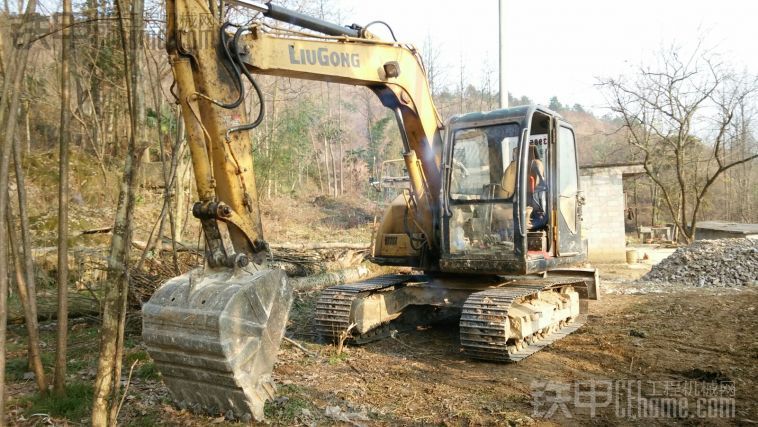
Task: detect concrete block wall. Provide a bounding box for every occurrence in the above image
[580,168,627,262]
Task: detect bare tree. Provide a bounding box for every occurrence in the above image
[54,0,73,395]
[12,131,40,371]
[0,0,39,421]
[92,0,148,423]
[599,44,758,242]
[6,207,46,394]
[421,33,445,97]
[458,51,465,114]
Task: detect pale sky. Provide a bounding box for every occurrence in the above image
[336,0,758,112]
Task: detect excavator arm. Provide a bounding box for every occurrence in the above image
[144,0,444,421]
[167,0,443,264]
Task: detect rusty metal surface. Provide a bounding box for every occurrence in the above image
[547,267,600,300]
[460,279,585,362]
[313,274,415,341]
[142,268,293,421]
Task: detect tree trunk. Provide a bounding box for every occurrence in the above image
[111,0,147,420]
[174,136,189,244]
[651,185,657,226]
[91,0,146,423]
[13,135,39,372]
[310,133,323,193]
[338,139,343,195]
[91,147,142,426]
[323,134,331,195]
[54,0,73,395]
[337,85,343,195]
[23,101,31,153]
[0,0,39,421]
[6,208,46,394]
[168,110,186,272]
[329,139,337,196]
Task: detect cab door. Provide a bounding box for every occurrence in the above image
[554,121,582,255]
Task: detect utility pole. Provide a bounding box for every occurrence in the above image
[498,0,508,109]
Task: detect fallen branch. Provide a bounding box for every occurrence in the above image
[114,360,139,422]
[77,227,113,236]
[282,336,316,357]
[273,242,368,250]
[8,292,100,324]
[289,266,374,290]
[130,239,369,252]
[336,323,356,356]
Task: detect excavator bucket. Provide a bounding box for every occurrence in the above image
[142,268,293,421]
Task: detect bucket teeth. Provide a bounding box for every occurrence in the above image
[142,268,293,422]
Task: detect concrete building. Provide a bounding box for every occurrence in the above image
[579,163,644,262]
[695,221,758,240]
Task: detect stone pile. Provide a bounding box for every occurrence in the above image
[642,238,757,287]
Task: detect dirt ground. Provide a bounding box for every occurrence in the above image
[135,263,757,426]
[267,269,756,426]
[5,261,757,426]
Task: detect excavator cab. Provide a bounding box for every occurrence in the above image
[319,105,597,363]
[440,105,587,275]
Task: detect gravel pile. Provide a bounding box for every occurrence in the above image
[641,238,758,287]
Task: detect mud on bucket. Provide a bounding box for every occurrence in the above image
[142,268,293,421]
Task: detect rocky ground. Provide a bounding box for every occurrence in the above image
[642,239,757,287]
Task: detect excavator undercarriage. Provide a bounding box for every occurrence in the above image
[315,272,597,362]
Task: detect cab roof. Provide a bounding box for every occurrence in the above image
[446,104,562,129]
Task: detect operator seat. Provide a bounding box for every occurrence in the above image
[489,149,518,240]
[528,146,548,230]
[496,148,518,199]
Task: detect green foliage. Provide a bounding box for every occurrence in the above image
[328,351,349,365]
[508,93,533,107]
[125,350,151,365]
[5,357,30,382]
[125,413,161,427]
[136,362,161,380]
[26,382,94,421]
[146,106,178,133]
[124,349,160,380]
[264,385,315,423]
[255,99,320,193]
[366,114,394,173]
[67,357,89,372]
[548,96,564,111]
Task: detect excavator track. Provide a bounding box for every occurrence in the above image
[460,279,585,362]
[314,274,415,341]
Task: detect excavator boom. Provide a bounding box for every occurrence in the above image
[143,0,447,421]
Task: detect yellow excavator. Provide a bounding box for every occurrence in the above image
[142,0,599,421]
